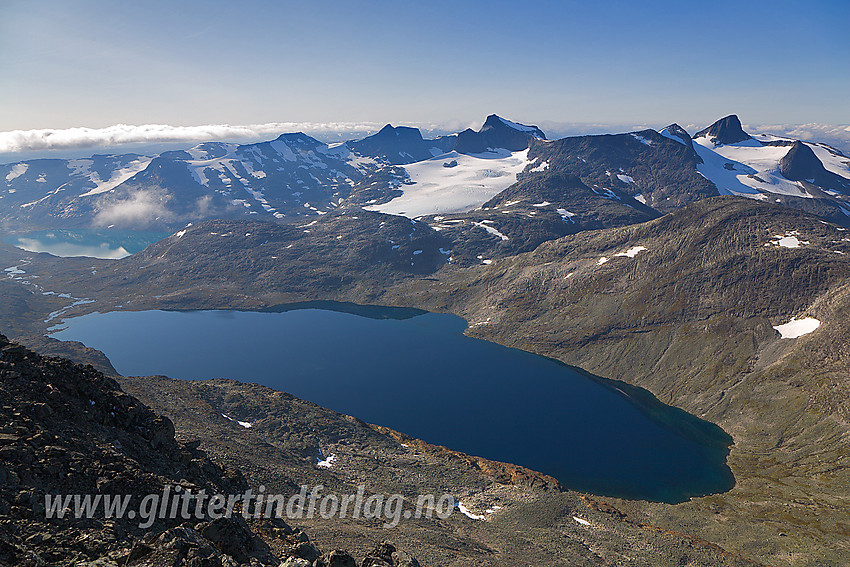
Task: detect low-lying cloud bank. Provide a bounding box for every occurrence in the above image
[1,121,848,159]
[0,122,388,154]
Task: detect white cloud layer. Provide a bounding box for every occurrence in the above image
[0,122,389,154]
[2,120,848,159]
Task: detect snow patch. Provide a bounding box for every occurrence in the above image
[316,454,336,468]
[496,116,544,137]
[659,127,687,145]
[529,160,549,173]
[615,246,647,258]
[473,221,509,241]
[5,163,28,182]
[556,208,576,223]
[456,502,486,521]
[768,232,808,248]
[221,414,252,428]
[807,143,850,179]
[773,317,820,339]
[630,133,653,146]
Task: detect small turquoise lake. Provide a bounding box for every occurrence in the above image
[5,229,169,259]
[50,304,734,503]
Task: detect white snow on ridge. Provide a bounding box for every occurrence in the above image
[496,116,544,137]
[773,317,820,339]
[659,127,687,145]
[5,163,28,182]
[457,502,486,521]
[473,221,509,241]
[79,158,153,197]
[615,246,647,258]
[630,133,653,146]
[556,208,576,223]
[365,149,530,218]
[529,160,549,173]
[807,143,850,179]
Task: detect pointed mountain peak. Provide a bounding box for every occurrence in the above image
[693,115,752,145]
[779,141,826,181]
[481,114,546,139]
[659,124,692,145]
[659,124,697,156]
[454,115,546,154]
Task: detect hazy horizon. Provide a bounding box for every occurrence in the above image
[1,117,849,164]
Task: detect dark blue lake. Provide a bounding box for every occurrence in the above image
[50,304,734,503]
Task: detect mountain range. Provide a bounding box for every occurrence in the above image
[3,114,849,234]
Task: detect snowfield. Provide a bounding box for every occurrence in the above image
[693,137,807,199]
[79,158,153,197]
[692,135,850,200]
[365,149,530,218]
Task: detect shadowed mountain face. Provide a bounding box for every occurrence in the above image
[524,128,717,213]
[693,114,752,145]
[659,123,696,151]
[454,114,546,154]
[779,140,850,193]
[347,124,456,165]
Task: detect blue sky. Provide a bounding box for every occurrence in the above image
[1,0,848,132]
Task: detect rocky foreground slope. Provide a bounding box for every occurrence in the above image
[0,334,421,566]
